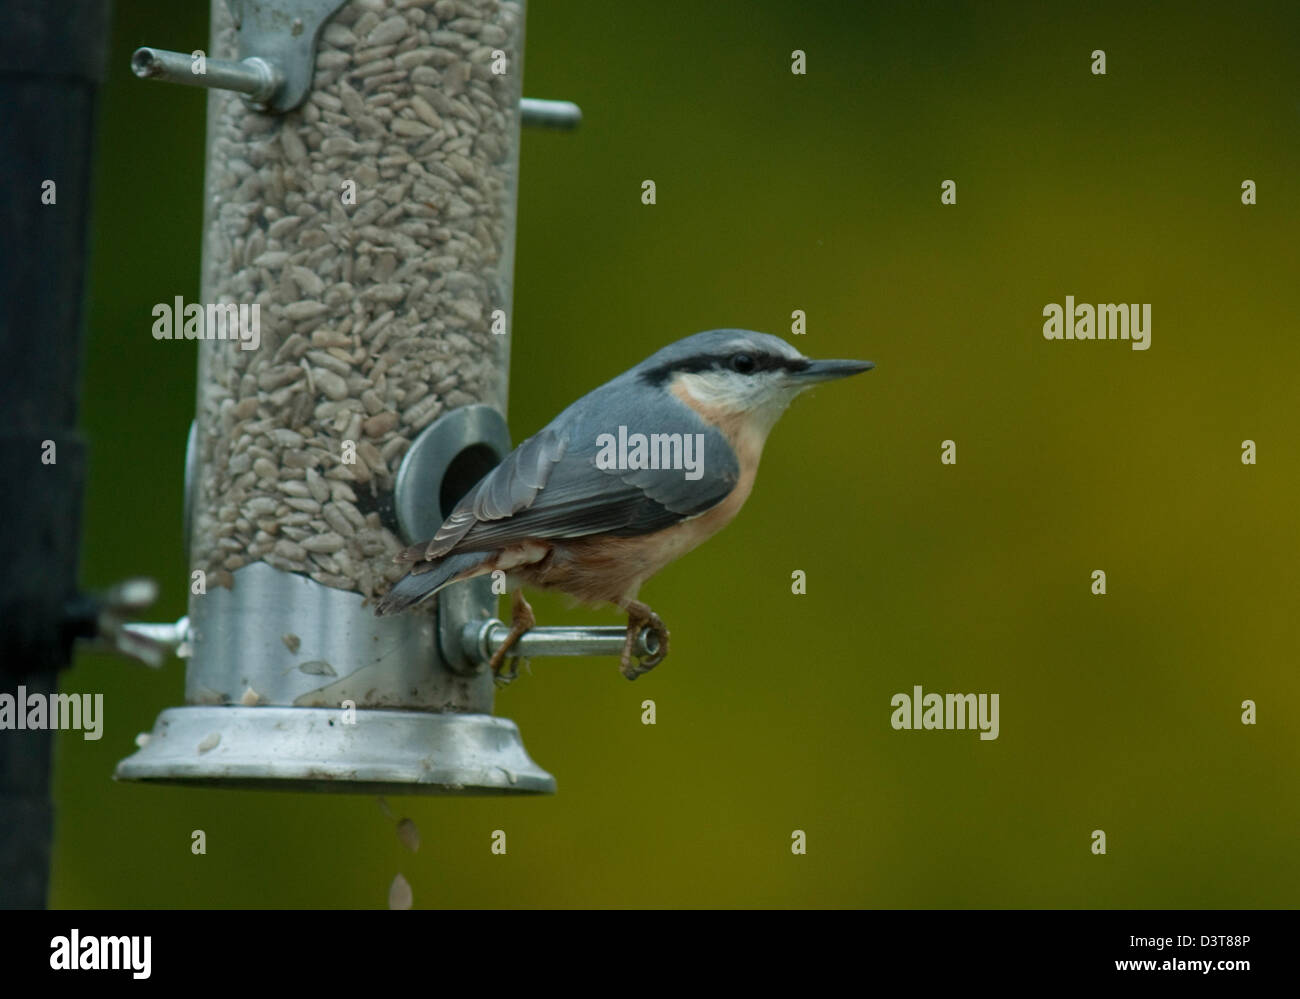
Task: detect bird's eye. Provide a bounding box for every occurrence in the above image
[731,353,756,374]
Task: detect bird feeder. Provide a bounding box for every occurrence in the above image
[116,0,588,794]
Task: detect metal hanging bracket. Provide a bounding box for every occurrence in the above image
[132,3,583,125]
[66,578,191,669]
[132,0,348,113]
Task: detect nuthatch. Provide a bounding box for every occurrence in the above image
[373,329,872,680]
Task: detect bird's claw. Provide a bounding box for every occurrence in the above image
[619,612,669,680]
[493,655,531,687]
[488,590,536,686]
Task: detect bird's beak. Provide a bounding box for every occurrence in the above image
[794,358,875,384]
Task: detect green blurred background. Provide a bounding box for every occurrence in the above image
[52,0,1298,907]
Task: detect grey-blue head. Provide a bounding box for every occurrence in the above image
[629,329,873,437]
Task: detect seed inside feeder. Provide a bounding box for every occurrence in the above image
[191,0,522,603]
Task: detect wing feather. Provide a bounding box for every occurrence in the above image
[414,426,568,560]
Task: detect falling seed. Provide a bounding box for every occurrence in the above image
[388,873,413,910]
[135,732,151,748]
[282,633,301,653]
[197,733,221,754]
[396,817,420,853]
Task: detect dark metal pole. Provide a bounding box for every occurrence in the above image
[0,0,110,908]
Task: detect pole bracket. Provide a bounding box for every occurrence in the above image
[131,0,347,113]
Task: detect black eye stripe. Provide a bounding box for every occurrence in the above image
[640,352,808,386]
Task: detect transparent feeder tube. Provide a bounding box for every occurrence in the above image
[192,0,523,611]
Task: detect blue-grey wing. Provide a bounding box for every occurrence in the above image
[414,379,739,558]
[412,424,569,559]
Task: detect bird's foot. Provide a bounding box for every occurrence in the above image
[619,600,670,680]
[493,653,532,687]
[489,590,536,686]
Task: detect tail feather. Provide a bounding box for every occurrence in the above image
[373,550,491,615]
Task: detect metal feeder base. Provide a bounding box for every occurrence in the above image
[114,706,555,795]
